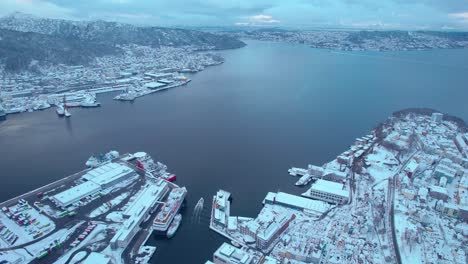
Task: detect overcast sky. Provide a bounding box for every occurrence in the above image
[1,0,468,30]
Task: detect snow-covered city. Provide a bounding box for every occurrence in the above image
[0,43,225,120]
[207,110,468,264]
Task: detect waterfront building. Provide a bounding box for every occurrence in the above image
[263,192,329,217]
[303,179,349,204]
[256,213,294,251]
[431,112,443,124]
[82,162,137,189]
[145,82,167,89]
[110,180,169,249]
[213,190,230,227]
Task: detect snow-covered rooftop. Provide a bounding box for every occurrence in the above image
[310,179,349,197]
[81,252,110,264]
[52,181,101,207]
[264,192,330,214]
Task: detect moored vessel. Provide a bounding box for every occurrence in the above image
[166,214,182,238]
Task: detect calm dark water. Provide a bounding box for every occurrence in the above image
[0,41,467,263]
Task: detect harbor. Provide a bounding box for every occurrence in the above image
[0,151,187,263]
[0,69,191,120]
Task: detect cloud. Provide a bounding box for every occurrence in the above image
[249,14,280,23]
[450,12,468,22]
[0,0,75,19]
[235,14,280,26]
[2,0,468,29]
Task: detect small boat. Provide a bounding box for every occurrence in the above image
[64,108,71,117]
[80,100,101,108]
[167,214,182,238]
[56,105,65,116]
[195,197,204,210]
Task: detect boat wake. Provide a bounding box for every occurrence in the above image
[192,197,204,224]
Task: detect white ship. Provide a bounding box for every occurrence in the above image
[114,92,136,101]
[80,94,101,107]
[153,187,187,232]
[166,214,182,238]
[85,150,120,167]
[64,108,71,117]
[295,174,313,186]
[56,104,65,116]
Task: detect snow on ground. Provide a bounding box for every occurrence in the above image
[88,192,129,218]
[54,223,108,264]
[0,203,55,246]
[394,213,423,264]
[365,145,399,182]
[68,251,88,264]
[25,221,84,257]
[106,211,124,223]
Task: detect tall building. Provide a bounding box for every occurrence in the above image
[432,112,443,124]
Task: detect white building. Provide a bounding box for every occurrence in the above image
[431,112,443,124]
[110,180,169,249]
[303,179,349,204]
[263,192,330,217]
[145,82,166,89]
[51,181,101,208]
[82,162,136,189]
[213,243,260,264]
[213,190,230,227]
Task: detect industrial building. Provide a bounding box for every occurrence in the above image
[145,82,167,89]
[263,192,330,217]
[82,162,136,189]
[51,181,101,208]
[303,179,349,204]
[52,162,136,208]
[110,180,169,249]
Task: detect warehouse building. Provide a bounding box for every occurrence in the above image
[110,180,169,249]
[82,162,136,189]
[51,181,101,208]
[263,192,330,217]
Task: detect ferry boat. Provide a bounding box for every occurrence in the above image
[167,214,182,238]
[295,174,313,186]
[114,92,136,101]
[80,99,101,108]
[85,150,120,167]
[134,152,177,182]
[153,187,187,232]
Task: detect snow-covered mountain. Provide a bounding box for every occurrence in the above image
[0,12,245,71]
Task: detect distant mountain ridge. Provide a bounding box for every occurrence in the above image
[0,12,246,72]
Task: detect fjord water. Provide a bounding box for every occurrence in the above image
[0,40,467,263]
